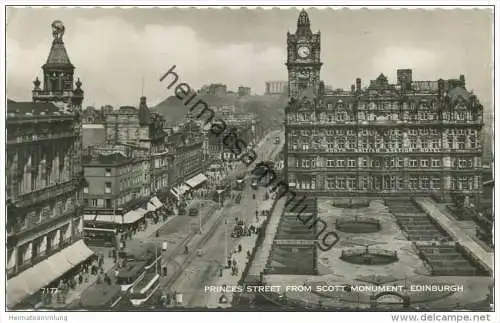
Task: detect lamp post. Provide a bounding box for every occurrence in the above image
[224,219,228,264]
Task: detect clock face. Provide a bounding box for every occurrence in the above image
[297,46,310,58]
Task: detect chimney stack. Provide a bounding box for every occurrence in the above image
[140,96,147,106]
[351,84,355,93]
[356,78,361,92]
[459,75,465,87]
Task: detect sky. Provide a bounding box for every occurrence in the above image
[6,7,494,109]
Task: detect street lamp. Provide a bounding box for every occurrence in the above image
[224,219,228,265]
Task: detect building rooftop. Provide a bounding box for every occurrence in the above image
[82,151,145,166]
[7,100,76,118]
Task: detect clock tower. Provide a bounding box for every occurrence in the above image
[286,10,322,99]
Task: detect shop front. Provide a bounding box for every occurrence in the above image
[7,239,95,309]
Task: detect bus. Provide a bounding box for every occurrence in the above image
[116,260,148,292]
[129,273,161,306]
[83,227,117,247]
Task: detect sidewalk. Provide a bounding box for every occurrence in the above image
[53,256,116,307]
[205,213,268,308]
[55,214,180,308]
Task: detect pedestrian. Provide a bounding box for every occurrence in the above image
[78,274,83,285]
[238,244,242,253]
[227,259,232,268]
[163,266,168,276]
[104,274,111,285]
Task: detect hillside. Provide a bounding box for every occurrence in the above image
[153,93,287,130]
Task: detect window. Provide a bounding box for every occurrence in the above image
[470,136,476,148]
[105,168,112,177]
[83,185,89,194]
[420,160,429,168]
[431,159,441,168]
[431,178,441,189]
[421,177,430,189]
[83,199,89,206]
[431,139,439,149]
[105,182,112,194]
[326,177,335,189]
[326,160,335,168]
[362,158,368,167]
[409,159,418,168]
[348,139,356,149]
[410,140,417,149]
[347,177,357,189]
[458,139,465,150]
[360,177,368,190]
[91,199,98,207]
[348,159,357,168]
[336,160,346,168]
[105,199,112,208]
[337,177,346,189]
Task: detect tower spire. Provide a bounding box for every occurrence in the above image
[141,76,145,97]
[296,9,312,36]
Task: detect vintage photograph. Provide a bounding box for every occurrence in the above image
[4,6,495,314]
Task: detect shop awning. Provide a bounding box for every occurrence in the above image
[178,184,191,195]
[123,209,147,224]
[147,196,164,211]
[185,174,208,189]
[84,214,122,224]
[64,240,95,266]
[7,240,95,308]
[147,202,158,212]
[170,187,180,199]
[151,196,164,208]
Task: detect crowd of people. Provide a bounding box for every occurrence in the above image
[40,253,107,306]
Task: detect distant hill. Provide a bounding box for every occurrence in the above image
[153,93,287,130]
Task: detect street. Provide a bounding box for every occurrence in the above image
[139,130,283,307]
[160,130,284,307]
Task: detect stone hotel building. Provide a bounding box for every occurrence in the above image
[284,10,484,203]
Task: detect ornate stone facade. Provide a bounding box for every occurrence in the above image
[284,10,484,203]
[6,21,85,297]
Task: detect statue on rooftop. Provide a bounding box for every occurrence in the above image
[51,20,65,41]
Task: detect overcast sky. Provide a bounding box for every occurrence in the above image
[6,7,493,108]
